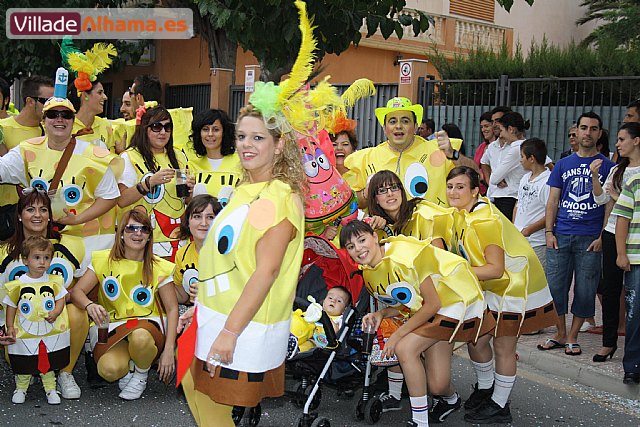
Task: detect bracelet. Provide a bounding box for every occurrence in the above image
[84,302,95,310]
[222,328,240,338]
[136,183,147,195]
[144,175,152,190]
[545,230,554,234]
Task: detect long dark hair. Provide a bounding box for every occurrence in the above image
[367,170,420,235]
[111,209,156,285]
[612,122,640,191]
[128,106,181,172]
[339,220,376,248]
[497,111,530,134]
[4,190,60,260]
[178,194,222,240]
[190,109,235,157]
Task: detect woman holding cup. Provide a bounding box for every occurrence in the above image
[117,106,191,261]
[71,209,178,401]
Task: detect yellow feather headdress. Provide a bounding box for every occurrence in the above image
[64,42,117,95]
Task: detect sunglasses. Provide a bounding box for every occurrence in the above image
[44,110,75,120]
[376,183,401,195]
[148,122,173,133]
[568,133,577,138]
[124,224,151,234]
[21,186,47,196]
[26,96,49,105]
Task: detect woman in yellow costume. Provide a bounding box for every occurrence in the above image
[117,106,189,261]
[187,109,242,206]
[0,190,88,400]
[71,209,178,400]
[173,194,222,305]
[339,220,485,427]
[446,166,557,424]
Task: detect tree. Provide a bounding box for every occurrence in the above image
[577,0,640,50]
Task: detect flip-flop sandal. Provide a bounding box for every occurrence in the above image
[537,338,564,351]
[565,343,582,356]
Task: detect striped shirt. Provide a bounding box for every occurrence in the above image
[612,174,640,264]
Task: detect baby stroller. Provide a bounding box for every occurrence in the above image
[285,235,383,427]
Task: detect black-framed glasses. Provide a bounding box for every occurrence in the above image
[124,224,151,234]
[376,183,401,195]
[44,110,75,120]
[568,132,577,138]
[148,122,173,133]
[26,96,49,105]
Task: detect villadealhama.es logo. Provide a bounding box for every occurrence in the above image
[6,8,194,39]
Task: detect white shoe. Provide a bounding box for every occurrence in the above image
[57,372,81,399]
[46,390,61,405]
[118,371,134,391]
[12,389,26,404]
[580,322,595,332]
[119,368,148,401]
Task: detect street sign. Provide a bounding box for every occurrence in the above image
[245,68,255,92]
[400,62,412,84]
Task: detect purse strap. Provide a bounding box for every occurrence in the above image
[49,128,92,192]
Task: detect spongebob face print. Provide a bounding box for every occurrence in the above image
[363,266,423,313]
[18,285,56,336]
[3,242,81,290]
[404,162,429,198]
[179,263,198,295]
[99,272,155,321]
[192,172,240,207]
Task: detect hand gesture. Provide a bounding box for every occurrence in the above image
[436,131,454,158]
[589,159,603,176]
[150,168,176,187]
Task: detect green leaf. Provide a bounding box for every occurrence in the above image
[366,15,380,37]
[398,13,412,26]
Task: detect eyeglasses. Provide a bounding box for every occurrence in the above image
[376,183,401,195]
[148,122,173,133]
[568,133,577,138]
[124,224,151,234]
[26,96,49,105]
[44,110,75,120]
[21,186,47,196]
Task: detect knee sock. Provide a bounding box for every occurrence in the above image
[387,370,404,400]
[15,374,31,391]
[410,395,429,426]
[40,371,56,392]
[442,391,460,404]
[492,373,516,408]
[471,360,494,389]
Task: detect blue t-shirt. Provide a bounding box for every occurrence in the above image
[547,153,615,235]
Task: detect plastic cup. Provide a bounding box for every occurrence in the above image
[362,324,376,355]
[97,317,109,344]
[175,169,189,198]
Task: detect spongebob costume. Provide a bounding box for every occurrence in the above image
[173,240,199,300]
[122,148,188,260]
[188,152,242,207]
[3,274,69,376]
[361,235,486,343]
[375,200,454,247]
[88,249,174,367]
[451,198,558,337]
[186,179,304,407]
[73,116,114,151]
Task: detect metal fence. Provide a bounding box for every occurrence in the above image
[165,83,211,116]
[229,83,399,149]
[420,75,640,160]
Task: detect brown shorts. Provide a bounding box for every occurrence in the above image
[491,301,558,337]
[191,359,285,408]
[93,319,165,362]
[411,310,494,344]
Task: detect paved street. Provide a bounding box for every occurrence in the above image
[1,352,639,427]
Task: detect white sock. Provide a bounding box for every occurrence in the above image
[442,391,459,405]
[471,360,494,389]
[410,395,429,426]
[387,370,404,400]
[491,373,516,408]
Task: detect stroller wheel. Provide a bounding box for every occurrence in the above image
[364,396,383,424]
[232,406,245,425]
[296,413,316,427]
[354,398,365,420]
[311,417,331,427]
[240,404,261,427]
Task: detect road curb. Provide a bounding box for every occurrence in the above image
[517,343,640,400]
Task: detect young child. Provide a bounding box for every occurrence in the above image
[3,236,69,405]
[513,137,551,268]
[314,286,351,342]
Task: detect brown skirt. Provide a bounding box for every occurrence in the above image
[191,359,285,407]
[491,301,558,337]
[411,310,495,344]
[93,319,165,362]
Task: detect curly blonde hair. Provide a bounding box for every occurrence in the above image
[237,105,307,195]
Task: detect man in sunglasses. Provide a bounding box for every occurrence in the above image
[0,97,123,254]
[561,124,579,159]
[0,76,54,240]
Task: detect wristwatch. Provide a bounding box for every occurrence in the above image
[447,149,459,161]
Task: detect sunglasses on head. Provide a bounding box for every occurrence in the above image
[124,224,151,234]
[44,110,75,120]
[21,186,47,196]
[376,183,401,195]
[148,122,173,133]
[568,132,577,138]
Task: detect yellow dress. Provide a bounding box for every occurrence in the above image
[3,274,70,374]
[73,116,114,152]
[344,136,458,206]
[376,200,454,247]
[361,235,485,343]
[174,241,199,297]
[450,198,558,336]
[123,148,188,259]
[187,153,242,206]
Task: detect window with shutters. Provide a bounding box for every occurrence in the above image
[449,0,495,22]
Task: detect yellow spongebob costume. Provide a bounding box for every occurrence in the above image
[73,116,114,151]
[18,136,123,243]
[88,249,175,361]
[173,241,199,299]
[188,152,242,206]
[375,201,454,247]
[451,198,558,337]
[123,148,188,259]
[3,274,70,374]
[361,235,485,343]
[191,179,304,406]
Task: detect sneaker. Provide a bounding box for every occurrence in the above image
[119,370,148,401]
[464,383,494,412]
[46,390,61,405]
[118,371,134,391]
[379,392,402,412]
[12,389,26,404]
[406,421,418,427]
[429,393,462,423]
[57,372,81,399]
[580,321,595,333]
[464,399,512,424]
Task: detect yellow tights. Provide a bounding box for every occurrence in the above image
[182,369,234,427]
[62,303,89,374]
[97,329,157,382]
